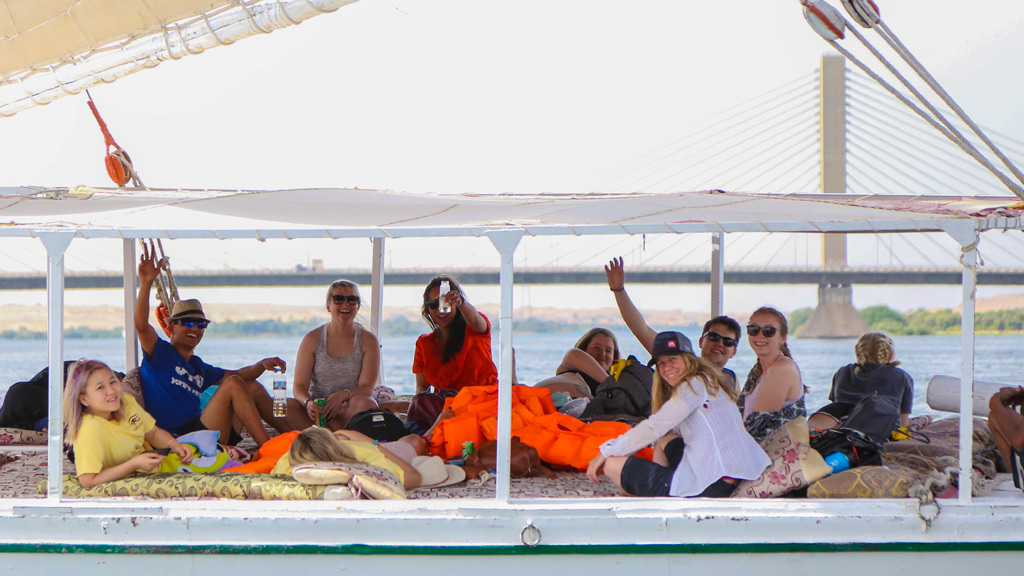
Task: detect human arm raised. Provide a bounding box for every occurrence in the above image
[134,243,162,356]
[446,289,488,334]
[605,257,656,354]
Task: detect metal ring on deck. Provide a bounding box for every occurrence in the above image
[520,522,542,547]
[917,498,941,533]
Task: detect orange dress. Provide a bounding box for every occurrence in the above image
[413,313,498,392]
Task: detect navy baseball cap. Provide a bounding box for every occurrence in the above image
[652,331,694,359]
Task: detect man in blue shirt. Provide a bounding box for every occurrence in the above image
[134,245,289,447]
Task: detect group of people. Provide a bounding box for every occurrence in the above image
[62,251,980,498]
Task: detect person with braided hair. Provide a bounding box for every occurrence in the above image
[808,332,914,431]
[736,307,806,443]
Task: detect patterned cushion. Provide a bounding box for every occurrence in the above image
[0,428,46,445]
[292,461,406,500]
[43,472,325,500]
[807,465,923,498]
[292,462,355,485]
[732,416,831,498]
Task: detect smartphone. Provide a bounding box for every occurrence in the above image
[144,448,171,456]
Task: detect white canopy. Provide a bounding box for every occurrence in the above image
[0,186,1020,238]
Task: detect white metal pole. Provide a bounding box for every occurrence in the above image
[711,232,725,317]
[486,230,524,503]
[39,232,74,502]
[942,221,978,505]
[371,238,385,386]
[123,239,138,370]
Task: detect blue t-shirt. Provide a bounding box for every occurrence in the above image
[140,339,226,434]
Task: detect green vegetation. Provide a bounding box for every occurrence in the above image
[8,307,1024,340]
[788,307,813,333]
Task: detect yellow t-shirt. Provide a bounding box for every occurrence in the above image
[73,395,156,476]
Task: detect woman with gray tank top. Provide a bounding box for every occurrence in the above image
[287,280,381,430]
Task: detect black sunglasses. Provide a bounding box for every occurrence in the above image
[176,319,209,329]
[425,299,440,310]
[331,295,361,305]
[746,325,778,338]
[702,331,737,347]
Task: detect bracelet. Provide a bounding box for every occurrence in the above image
[304,399,312,408]
[610,287,624,292]
[372,440,380,445]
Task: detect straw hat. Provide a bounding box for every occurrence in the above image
[411,455,466,489]
[165,299,212,323]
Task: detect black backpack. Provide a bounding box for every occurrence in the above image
[580,355,654,422]
[840,394,901,445]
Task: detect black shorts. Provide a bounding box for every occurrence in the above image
[172,417,243,447]
[620,437,685,497]
[620,437,736,498]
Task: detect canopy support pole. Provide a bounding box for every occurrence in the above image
[123,239,138,370]
[711,232,725,317]
[39,232,74,502]
[942,221,979,505]
[487,230,524,503]
[371,238,385,385]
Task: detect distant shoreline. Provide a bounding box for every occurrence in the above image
[3,301,1024,339]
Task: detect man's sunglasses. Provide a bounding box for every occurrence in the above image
[175,319,209,329]
[331,295,361,305]
[746,325,778,338]
[702,331,737,348]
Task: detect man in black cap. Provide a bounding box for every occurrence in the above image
[134,245,288,447]
[605,257,741,389]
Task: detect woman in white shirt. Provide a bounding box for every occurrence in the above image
[587,331,770,497]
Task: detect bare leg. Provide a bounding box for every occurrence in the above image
[652,433,679,467]
[202,375,270,447]
[326,395,378,431]
[602,455,629,493]
[243,379,293,434]
[807,412,839,431]
[286,397,314,430]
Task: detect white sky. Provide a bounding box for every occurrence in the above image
[2,0,1024,313]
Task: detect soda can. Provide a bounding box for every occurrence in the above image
[461,441,474,461]
[315,398,328,427]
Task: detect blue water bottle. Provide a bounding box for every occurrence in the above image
[824,451,850,474]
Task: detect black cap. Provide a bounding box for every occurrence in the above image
[652,331,694,359]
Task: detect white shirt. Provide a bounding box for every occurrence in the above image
[600,376,771,497]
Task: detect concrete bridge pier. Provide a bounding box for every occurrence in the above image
[797,283,868,338]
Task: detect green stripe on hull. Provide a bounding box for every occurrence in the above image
[2,542,1024,555]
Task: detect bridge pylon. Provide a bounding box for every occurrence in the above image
[798,54,868,339]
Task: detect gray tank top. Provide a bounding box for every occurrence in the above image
[308,323,364,399]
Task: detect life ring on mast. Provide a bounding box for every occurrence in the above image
[801,0,846,41]
[841,0,880,28]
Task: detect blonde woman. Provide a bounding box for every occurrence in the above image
[587,332,769,498]
[808,332,914,430]
[289,280,380,430]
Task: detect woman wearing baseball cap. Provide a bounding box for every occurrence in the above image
[587,331,769,498]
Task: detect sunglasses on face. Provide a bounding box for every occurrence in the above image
[176,320,209,329]
[702,331,737,348]
[746,325,778,338]
[331,295,360,305]
[425,299,441,310]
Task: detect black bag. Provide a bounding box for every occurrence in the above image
[346,408,406,442]
[810,428,885,468]
[579,355,653,422]
[842,394,901,445]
